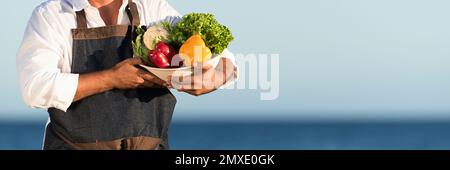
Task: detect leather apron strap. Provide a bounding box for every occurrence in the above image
[75,0,140,29]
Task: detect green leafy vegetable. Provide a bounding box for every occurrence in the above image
[163,13,234,54]
[132,26,151,65]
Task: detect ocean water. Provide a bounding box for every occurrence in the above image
[2,121,450,150]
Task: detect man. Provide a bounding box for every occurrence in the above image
[16,0,237,150]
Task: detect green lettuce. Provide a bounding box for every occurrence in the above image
[163,13,234,54]
[131,26,151,65]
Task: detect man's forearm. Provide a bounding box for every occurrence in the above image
[73,69,115,102]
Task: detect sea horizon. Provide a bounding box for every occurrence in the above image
[2,113,450,150]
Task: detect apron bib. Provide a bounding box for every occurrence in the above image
[44,0,176,150]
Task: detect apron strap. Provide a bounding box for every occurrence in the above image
[126,0,141,26]
[75,0,141,29]
[76,10,88,29]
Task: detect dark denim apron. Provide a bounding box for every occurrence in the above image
[44,0,176,150]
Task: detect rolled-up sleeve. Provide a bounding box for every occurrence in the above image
[16,7,78,112]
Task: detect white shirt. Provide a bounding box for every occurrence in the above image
[16,0,236,112]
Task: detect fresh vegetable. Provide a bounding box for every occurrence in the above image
[132,26,151,65]
[147,41,178,68]
[155,42,176,62]
[179,35,212,66]
[133,25,174,67]
[133,13,234,68]
[143,25,169,50]
[163,13,234,54]
[149,50,170,68]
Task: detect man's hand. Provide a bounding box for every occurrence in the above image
[73,58,167,102]
[168,58,237,96]
[108,58,166,89]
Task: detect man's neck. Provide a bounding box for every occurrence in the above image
[88,0,124,26]
[88,0,120,8]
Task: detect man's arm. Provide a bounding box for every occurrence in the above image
[73,70,115,102]
[168,57,238,96]
[17,4,169,112]
[73,58,165,102]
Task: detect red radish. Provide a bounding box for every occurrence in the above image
[148,50,170,68]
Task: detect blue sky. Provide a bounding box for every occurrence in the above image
[1,0,450,121]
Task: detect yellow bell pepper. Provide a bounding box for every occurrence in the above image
[179,35,212,66]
